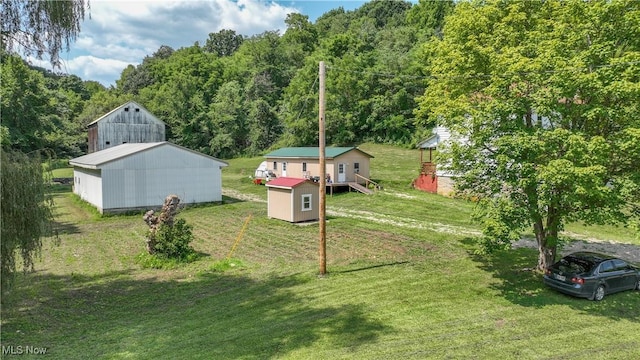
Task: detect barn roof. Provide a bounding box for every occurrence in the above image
[69,142,228,169]
[264,147,373,159]
[266,177,317,189]
[88,101,166,126]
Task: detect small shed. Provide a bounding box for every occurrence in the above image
[266,177,319,223]
[87,101,166,153]
[70,142,228,214]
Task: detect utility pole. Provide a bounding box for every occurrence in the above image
[318,61,327,276]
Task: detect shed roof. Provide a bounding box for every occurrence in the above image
[264,147,373,159]
[88,101,166,126]
[266,177,317,189]
[69,142,228,169]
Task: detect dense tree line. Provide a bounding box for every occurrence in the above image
[2,0,455,159]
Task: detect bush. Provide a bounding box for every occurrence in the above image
[153,218,195,260]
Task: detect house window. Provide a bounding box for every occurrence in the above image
[302,162,307,172]
[302,194,312,211]
[273,162,277,170]
[135,108,140,112]
[283,162,287,171]
[106,141,110,145]
[124,107,129,112]
[354,162,360,173]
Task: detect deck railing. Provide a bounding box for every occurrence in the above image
[420,162,436,175]
[355,174,381,191]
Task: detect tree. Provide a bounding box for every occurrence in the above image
[1,150,55,296]
[208,81,247,158]
[406,0,455,39]
[204,29,244,57]
[282,13,318,54]
[2,54,89,156]
[1,0,89,66]
[415,0,640,270]
[1,54,50,152]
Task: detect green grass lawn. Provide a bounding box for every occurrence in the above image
[2,143,639,359]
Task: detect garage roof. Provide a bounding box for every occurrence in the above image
[69,142,228,169]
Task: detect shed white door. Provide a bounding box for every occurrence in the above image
[282,162,288,177]
[338,163,346,182]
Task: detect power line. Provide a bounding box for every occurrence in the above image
[291,74,319,123]
[326,60,640,81]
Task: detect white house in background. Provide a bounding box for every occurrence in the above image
[414,126,460,196]
[87,101,166,153]
[414,113,548,196]
[70,142,228,214]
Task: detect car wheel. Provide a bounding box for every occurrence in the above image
[636,279,640,291]
[592,285,605,301]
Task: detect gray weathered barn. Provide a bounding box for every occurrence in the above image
[70,142,228,214]
[87,101,166,153]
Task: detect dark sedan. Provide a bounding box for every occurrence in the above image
[543,252,640,301]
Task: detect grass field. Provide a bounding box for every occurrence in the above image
[2,143,639,359]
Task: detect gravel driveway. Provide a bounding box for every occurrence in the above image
[513,237,640,264]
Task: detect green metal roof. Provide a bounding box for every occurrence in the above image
[264,147,373,159]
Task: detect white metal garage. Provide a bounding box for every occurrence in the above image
[70,142,228,214]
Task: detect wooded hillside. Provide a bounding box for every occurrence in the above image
[1,0,454,158]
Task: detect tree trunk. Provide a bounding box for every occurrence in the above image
[534,211,559,271]
[534,218,557,271]
[537,241,556,272]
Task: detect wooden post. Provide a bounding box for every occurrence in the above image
[319,61,327,276]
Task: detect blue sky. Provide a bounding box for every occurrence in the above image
[29,0,379,87]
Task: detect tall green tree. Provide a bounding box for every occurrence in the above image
[1,150,55,296]
[1,54,50,152]
[406,0,455,39]
[204,29,244,57]
[208,81,247,158]
[415,0,640,270]
[1,0,89,66]
[2,54,90,156]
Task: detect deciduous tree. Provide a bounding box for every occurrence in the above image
[415,0,640,270]
[1,150,55,296]
[1,0,89,66]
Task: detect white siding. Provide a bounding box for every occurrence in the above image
[73,168,103,211]
[99,145,224,211]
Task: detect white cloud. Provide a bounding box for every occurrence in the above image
[59,0,300,85]
[28,55,134,87]
[66,56,133,85]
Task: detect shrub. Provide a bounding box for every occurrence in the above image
[153,218,195,260]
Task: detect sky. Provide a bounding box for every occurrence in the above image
[27,0,375,87]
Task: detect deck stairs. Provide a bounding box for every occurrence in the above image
[348,174,381,195]
[348,182,374,194]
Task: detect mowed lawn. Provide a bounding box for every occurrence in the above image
[2,143,639,359]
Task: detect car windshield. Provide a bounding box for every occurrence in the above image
[555,256,596,274]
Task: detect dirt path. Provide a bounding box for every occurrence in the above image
[223,187,640,263]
